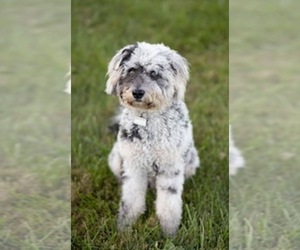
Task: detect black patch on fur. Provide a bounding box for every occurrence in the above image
[183,143,192,159]
[153,163,159,174]
[167,187,178,194]
[183,144,195,165]
[120,129,128,139]
[174,170,180,176]
[157,64,164,70]
[170,63,177,74]
[173,104,184,120]
[120,124,142,141]
[109,122,120,134]
[119,44,138,66]
[130,124,142,140]
[118,66,142,88]
[120,169,129,181]
[182,120,189,128]
[152,163,165,175]
[159,185,178,194]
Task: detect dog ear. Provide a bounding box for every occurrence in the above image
[106,44,137,95]
[168,52,189,100]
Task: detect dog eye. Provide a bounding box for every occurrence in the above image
[128,68,136,75]
[150,71,159,79]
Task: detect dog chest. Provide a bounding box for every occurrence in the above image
[119,119,189,161]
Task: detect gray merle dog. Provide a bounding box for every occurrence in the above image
[106,42,200,236]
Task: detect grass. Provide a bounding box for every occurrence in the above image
[229,0,300,249]
[72,0,228,249]
[0,0,70,249]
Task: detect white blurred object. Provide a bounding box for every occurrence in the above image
[65,66,71,166]
[229,125,245,175]
[64,66,71,94]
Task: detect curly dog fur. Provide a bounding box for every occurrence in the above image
[106,42,200,235]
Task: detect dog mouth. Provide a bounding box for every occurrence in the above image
[128,100,155,109]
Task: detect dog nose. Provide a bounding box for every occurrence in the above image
[132,89,145,100]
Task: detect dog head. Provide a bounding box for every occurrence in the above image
[106,42,189,111]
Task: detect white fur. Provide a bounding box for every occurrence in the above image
[106,42,199,236]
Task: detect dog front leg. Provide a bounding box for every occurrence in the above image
[118,165,148,230]
[155,171,184,236]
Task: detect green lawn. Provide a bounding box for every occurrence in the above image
[229,1,300,249]
[72,0,228,249]
[0,1,70,249]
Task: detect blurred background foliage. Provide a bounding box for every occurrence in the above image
[230,0,300,249]
[0,0,70,249]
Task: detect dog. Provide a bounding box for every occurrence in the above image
[106,42,200,236]
[229,125,244,175]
